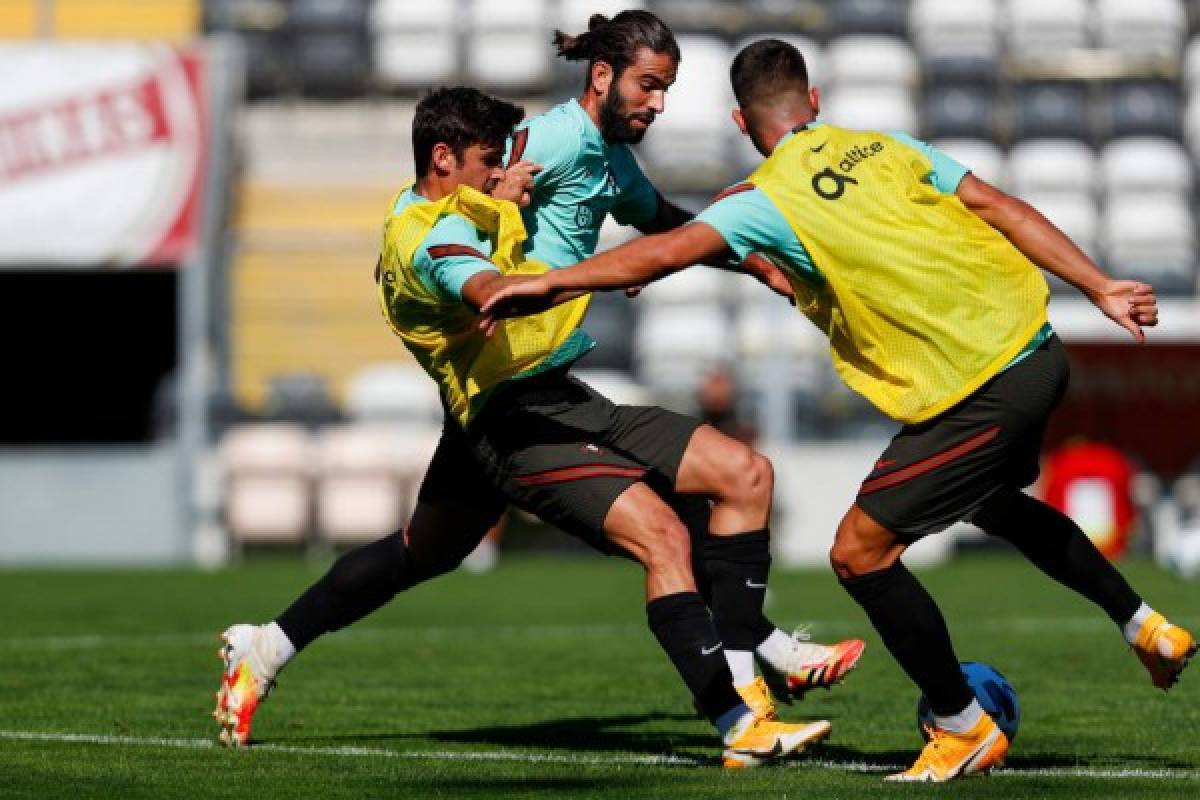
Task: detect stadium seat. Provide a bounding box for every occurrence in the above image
[1006,0,1090,61]
[1105,81,1183,140]
[930,138,1007,188]
[1185,35,1200,93]
[923,86,996,140]
[205,0,292,97]
[1099,137,1193,196]
[579,291,636,371]
[1022,191,1101,274]
[1097,0,1188,62]
[572,368,653,406]
[634,304,734,391]
[922,54,1001,89]
[1013,82,1091,142]
[52,0,199,40]
[826,35,918,90]
[640,35,735,191]
[637,267,730,306]
[263,372,341,427]
[0,0,37,37]
[652,0,746,35]
[1008,140,1098,196]
[824,86,918,134]
[291,0,370,97]
[828,0,908,37]
[315,424,406,544]
[220,423,313,546]
[1104,195,1197,294]
[372,0,459,91]
[559,0,647,32]
[909,0,1001,64]
[464,0,551,92]
[345,363,443,426]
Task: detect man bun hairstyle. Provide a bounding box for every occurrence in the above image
[552,10,680,82]
[731,39,809,108]
[412,87,524,177]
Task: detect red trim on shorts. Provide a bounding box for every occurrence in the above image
[427,244,489,261]
[513,463,647,487]
[710,182,754,204]
[858,426,1001,496]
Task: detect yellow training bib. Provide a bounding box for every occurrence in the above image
[750,126,1049,423]
[376,184,590,428]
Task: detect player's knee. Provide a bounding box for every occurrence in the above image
[830,512,881,579]
[722,448,774,509]
[639,512,693,575]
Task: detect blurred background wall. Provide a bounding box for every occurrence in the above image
[1,0,1198,572]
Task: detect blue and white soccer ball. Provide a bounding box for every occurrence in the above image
[917,661,1020,743]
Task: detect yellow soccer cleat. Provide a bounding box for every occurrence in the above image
[212,624,276,748]
[782,636,867,698]
[722,715,832,768]
[1132,612,1197,690]
[886,714,1008,783]
[736,676,777,721]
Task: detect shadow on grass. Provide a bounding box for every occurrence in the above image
[270,711,713,755]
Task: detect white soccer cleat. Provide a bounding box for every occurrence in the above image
[761,628,866,700]
[213,624,277,748]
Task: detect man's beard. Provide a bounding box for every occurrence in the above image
[598,85,655,144]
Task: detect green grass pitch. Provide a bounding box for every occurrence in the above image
[0,552,1196,798]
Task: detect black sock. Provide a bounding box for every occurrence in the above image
[840,561,972,716]
[646,591,745,723]
[972,488,1142,625]
[702,530,775,651]
[275,532,417,651]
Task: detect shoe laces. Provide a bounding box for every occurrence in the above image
[785,625,832,671]
[909,724,950,772]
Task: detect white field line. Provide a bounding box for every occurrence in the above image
[1,730,1197,780]
[6,616,1198,651]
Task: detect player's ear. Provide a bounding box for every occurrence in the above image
[809,86,821,116]
[732,108,749,136]
[431,142,456,175]
[591,60,613,95]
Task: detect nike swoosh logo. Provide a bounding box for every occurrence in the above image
[745,579,767,589]
[701,642,724,656]
[810,142,828,153]
[731,739,784,759]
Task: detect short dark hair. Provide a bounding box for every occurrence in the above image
[412,87,524,177]
[552,10,680,84]
[731,39,809,108]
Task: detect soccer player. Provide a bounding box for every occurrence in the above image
[497,10,863,717]
[215,84,836,768]
[480,39,1197,783]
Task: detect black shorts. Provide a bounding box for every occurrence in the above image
[855,335,1070,541]
[420,368,703,553]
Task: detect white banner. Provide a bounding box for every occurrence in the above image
[0,43,206,267]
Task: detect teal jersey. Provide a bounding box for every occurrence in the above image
[392,188,595,381]
[696,123,1051,367]
[505,98,659,269]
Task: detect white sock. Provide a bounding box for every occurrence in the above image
[1123,603,1155,645]
[716,704,754,743]
[725,649,757,686]
[934,698,985,734]
[264,621,297,674]
[755,629,796,672]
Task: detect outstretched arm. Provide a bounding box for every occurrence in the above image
[479,222,780,321]
[957,173,1159,342]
